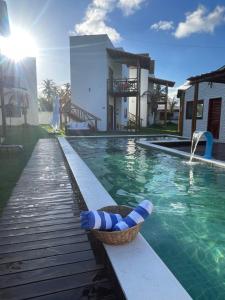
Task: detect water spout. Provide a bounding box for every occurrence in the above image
[189,131,213,162]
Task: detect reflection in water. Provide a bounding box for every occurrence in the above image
[70,138,225,300]
[189,167,194,186]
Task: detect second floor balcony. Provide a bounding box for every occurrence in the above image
[107,78,138,97]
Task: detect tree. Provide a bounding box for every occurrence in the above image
[39,80,71,113]
[38,97,53,112]
[167,96,178,121]
[58,83,71,106]
[41,79,57,106]
[168,97,178,113]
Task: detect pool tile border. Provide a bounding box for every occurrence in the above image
[58,137,192,300]
[137,140,225,168]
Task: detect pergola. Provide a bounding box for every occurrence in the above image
[0,0,11,138]
[107,48,152,70]
[148,76,175,125]
[0,75,30,127]
[187,66,225,136]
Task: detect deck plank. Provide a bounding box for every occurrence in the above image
[0,139,116,300]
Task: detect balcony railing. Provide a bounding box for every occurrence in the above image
[108,78,138,95]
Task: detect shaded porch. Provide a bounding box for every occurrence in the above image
[106,48,153,131]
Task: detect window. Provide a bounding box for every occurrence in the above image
[186,100,204,119]
[197,100,204,119]
[186,102,193,119]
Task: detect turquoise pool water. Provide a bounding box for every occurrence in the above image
[69,138,225,300]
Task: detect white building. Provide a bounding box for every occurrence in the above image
[0,57,39,127]
[178,66,225,142]
[70,34,157,131]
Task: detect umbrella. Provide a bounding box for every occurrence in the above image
[51,96,60,131]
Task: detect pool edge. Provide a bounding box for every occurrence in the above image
[137,140,225,169]
[58,136,192,300]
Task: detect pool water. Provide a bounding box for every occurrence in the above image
[70,138,225,300]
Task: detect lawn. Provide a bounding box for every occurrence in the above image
[0,126,52,213]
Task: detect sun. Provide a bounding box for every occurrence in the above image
[0,27,38,62]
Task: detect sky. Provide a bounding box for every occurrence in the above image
[5,0,225,95]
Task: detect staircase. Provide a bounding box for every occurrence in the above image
[127,112,143,130]
[62,101,100,131]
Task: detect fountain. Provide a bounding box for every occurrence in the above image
[189,131,213,162]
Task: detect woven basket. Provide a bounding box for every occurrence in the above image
[92,205,142,245]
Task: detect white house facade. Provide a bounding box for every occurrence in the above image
[70,34,175,131]
[70,34,156,131]
[180,67,225,143]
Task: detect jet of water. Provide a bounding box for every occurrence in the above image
[189,131,206,163]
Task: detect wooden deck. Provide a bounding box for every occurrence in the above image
[0,139,117,300]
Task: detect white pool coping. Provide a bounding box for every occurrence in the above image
[66,133,188,139]
[137,140,225,169]
[58,137,192,300]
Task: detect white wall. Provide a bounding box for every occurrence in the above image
[38,111,52,124]
[0,57,39,126]
[70,34,114,131]
[183,82,225,142]
[128,67,149,127]
[128,67,137,117]
[140,69,149,127]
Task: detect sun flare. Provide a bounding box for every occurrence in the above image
[0,27,38,62]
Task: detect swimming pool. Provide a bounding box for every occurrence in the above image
[69,137,225,299]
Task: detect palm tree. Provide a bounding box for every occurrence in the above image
[41,79,56,105]
[58,83,71,106]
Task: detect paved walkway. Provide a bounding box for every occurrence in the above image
[0,139,116,300]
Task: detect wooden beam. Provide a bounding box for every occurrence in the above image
[178,91,185,135]
[191,82,199,136]
[59,98,63,129]
[113,97,116,130]
[164,84,168,126]
[136,60,141,130]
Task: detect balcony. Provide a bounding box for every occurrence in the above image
[108,78,138,97]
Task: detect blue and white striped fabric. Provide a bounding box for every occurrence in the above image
[80,210,123,230]
[113,200,153,231]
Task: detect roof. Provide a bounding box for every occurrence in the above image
[148,76,175,87]
[107,48,152,70]
[188,65,225,84]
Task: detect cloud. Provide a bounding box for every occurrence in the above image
[168,82,191,100]
[74,0,121,42]
[117,0,145,16]
[74,0,145,42]
[151,20,174,31]
[174,5,225,38]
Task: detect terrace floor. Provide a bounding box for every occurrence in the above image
[0,139,117,300]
